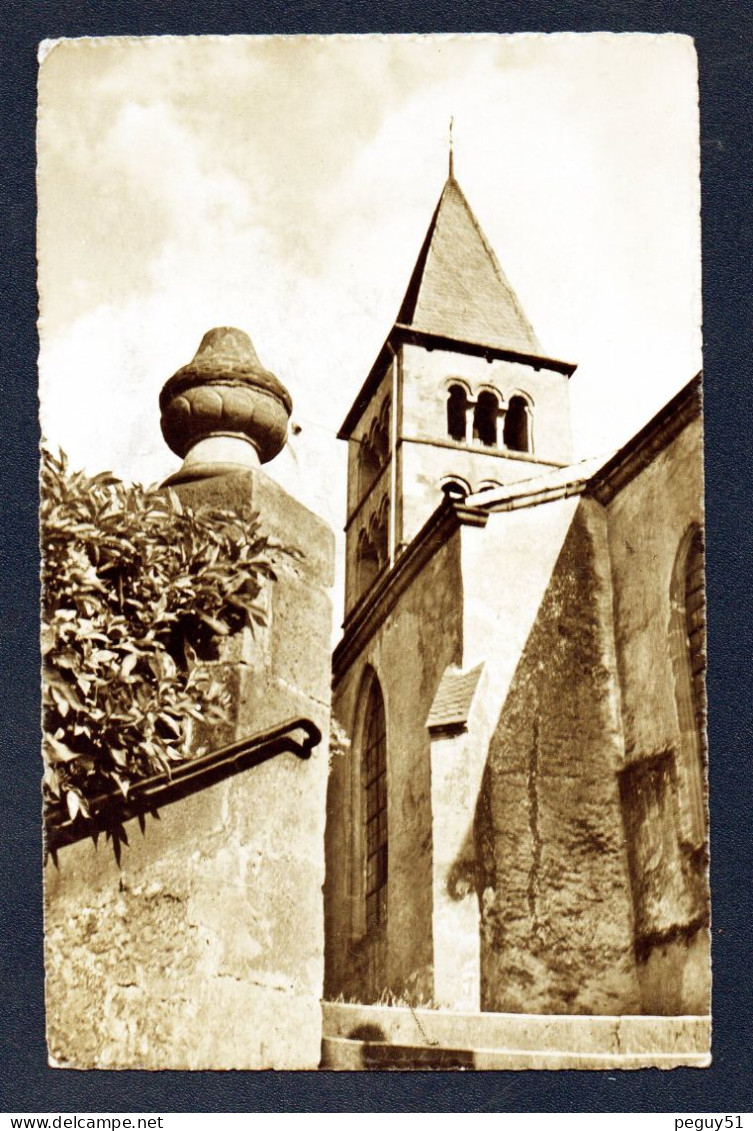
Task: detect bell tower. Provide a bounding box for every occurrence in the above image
[338,167,577,619]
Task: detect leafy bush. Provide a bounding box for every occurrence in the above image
[41,449,274,824]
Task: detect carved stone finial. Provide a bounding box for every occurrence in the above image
[159,327,292,481]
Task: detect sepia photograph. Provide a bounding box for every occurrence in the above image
[37,32,709,1071]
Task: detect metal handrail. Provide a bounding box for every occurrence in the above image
[45,716,322,853]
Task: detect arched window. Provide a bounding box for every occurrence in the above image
[670,526,707,849]
[371,422,386,467]
[685,530,706,734]
[376,398,391,462]
[359,436,380,496]
[362,675,388,934]
[503,395,531,452]
[441,477,470,500]
[473,390,499,447]
[358,401,390,497]
[447,384,469,442]
[356,530,379,597]
[370,498,389,571]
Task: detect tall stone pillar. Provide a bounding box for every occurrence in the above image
[45,328,334,1070]
[160,327,333,745]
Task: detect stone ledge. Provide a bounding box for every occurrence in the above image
[321,1036,710,1071]
[321,1001,710,1062]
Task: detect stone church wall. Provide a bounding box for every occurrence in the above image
[45,468,334,1069]
[472,497,641,1014]
[327,529,464,1003]
[344,365,393,519]
[400,344,573,465]
[398,343,572,547]
[604,418,709,1015]
[605,421,704,767]
[328,413,708,1021]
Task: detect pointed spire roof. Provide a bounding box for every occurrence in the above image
[396,175,541,355]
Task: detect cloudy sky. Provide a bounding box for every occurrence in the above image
[38,33,701,548]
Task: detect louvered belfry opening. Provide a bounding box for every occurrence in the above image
[363,677,388,934]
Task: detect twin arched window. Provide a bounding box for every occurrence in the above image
[441,477,470,500]
[359,398,391,496]
[446,385,531,453]
[441,476,500,498]
[356,497,390,599]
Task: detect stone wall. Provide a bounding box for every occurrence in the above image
[475,498,640,1014]
[604,418,709,1014]
[397,342,572,546]
[343,362,394,618]
[327,527,464,1003]
[427,496,584,1011]
[45,467,334,1069]
[328,390,708,1023]
[605,421,704,763]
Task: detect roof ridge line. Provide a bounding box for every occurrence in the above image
[395,176,452,326]
[396,172,541,354]
[447,176,540,349]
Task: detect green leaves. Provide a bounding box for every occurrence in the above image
[41,448,274,827]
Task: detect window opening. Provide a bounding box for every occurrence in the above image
[503,395,530,452]
[356,531,379,597]
[359,435,381,495]
[441,478,469,499]
[447,385,469,442]
[370,499,389,572]
[473,391,498,447]
[376,399,391,462]
[669,526,707,849]
[358,399,390,497]
[363,677,388,933]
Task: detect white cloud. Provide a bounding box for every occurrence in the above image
[38,32,702,530]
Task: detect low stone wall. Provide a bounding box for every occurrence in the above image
[321,1001,710,1071]
[45,467,334,1070]
[46,744,325,1070]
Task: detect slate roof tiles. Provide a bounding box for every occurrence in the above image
[396,175,541,355]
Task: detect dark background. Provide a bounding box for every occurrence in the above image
[2,0,751,1114]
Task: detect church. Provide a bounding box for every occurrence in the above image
[323,163,709,1021]
[41,155,711,1073]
